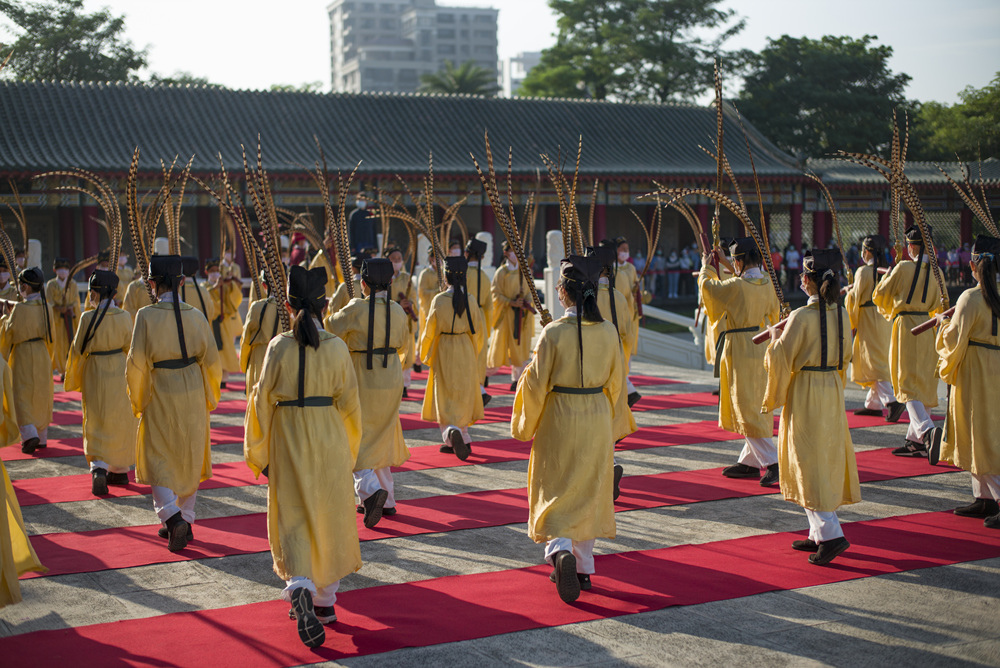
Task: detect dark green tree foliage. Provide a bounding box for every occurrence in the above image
[910,73,1000,160]
[520,0,746,102]
[737,35,910,157]
[0,0,147,81]
[419,60,498,96]
[150,71,223,88]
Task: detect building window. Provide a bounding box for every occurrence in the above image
[437,28,455,39]
[437,44,456,55]
[474,45,493,55]
[380,3,394,12]
[380,18,396,29]
[438,13,454,23]
[473,14,492,23]
[474,30,492,39]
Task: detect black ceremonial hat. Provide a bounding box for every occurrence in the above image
[361,258,394,289]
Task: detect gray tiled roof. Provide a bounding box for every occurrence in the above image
[807,157,1000,186]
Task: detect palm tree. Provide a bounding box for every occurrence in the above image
[418,60,499,96]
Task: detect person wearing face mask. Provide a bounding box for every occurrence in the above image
[419,257,486,459]
[289,233,309,267]
[13,249,26,272]
[700,238,782,487]
[448,239,463,257]
[465,239,494,406]
[0,267,54,454]
[44,258,82,380]
[116,253,134,305]
[488,241,535,390]
[385,246,418,397]
[84,250,114,311]
[608,238,642,406]
[872,225,945,458]
[64,270,138,496]
[204,258,242,390]
[328,252,368,316]
[348,197,376,253]
[220,249,242,282]
[845,235,905,422]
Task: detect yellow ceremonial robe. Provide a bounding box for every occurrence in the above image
[468,264,493,381]
[240,297,281,394]
[115,266,134,304]
[763,301,860,512]
[417,266,439,361]
[699,265,780,439]
[64,307,137,470]
[0,300,54,432]
[123,279,153,322]
[181,281,216,322]
[872,259,943,406]
[390,271,417,369]
[597,283,637,441]
[328,278,364,316]
[702,265,733,366]
[206,279,242,373]
[512,316,623,543]
[326,297,410,471]
[936,286,1000,475]
[615,262,640,359]
[244,330,363,589]
[307,252,343,299]
[127,303,221,498]
[0,357,46,607]
[0,284,17,330]
[44,278,81,376]
[845,264,892,386]
[419,291,486,429]
[487,264,534,369]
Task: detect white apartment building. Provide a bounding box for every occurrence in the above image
[328,0,499,94]
[499,51,541,97]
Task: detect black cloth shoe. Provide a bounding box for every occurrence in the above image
[892,440,927,457]
[627,391,641,408]
[853,407,883,417]
[613,464,624,501]
[808,536,850,565]
[759,463,779,487]
[954,498,1000,518]
[509,381,517,392]
[482,392,492,408]
[402,387,409,399]
[923,426,943,465]
[483,376,489,388]
[220,382,227,390]
[577,574,592,591]
[885,401,906,423]
[165,512,190,552]
[91,468,108,496]
[711,387,720,396]
[158,523,194,541]
[106,472,130,486]
[315,605,337,624]
[448,428,470,461]
[984,514,1000,530]
[792,539,819,552]
[412,363,422,373]
[552,551,581,603]
[382,506,397,517]
[362,489,388,529]
[20,437,39,454]
[722,463,760,479]
[439,443,454,454]
[290,587,325,648]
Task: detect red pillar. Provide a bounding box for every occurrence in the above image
[696,203,710,230]
[594,204,607,243]
[545,204,560,231]
[197,206,213,266]
[960,208,973,245]
[790,203,803,249]
[58,207,76,260]
[82,205,100,257]
[878,209,891,240]
[812,211,830,248]
[905,210,914,227]
[480,204,495,235]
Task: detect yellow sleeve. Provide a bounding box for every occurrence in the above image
[762,311,801,413]
[334,344,363,465]
[125,311,152,418]
[224,280,243,317]
[0,309,12,361]
[419,302,439,365]
[197,315,222,411]
[871,264,900,320]
[240,301,262,373]
[244,340,277,477]
[63,311,88,392]
[471,300,485,354]
[845,267,865,329]
[698,264,728,324]
[935,292,972,385]
[511,326,554,441]
[606,328,625,424]
[0,358,19,445]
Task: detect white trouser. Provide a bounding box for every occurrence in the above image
[441,425,471,445]
[222,371,231,382]
[738,437,778,468]
[511,363,527,381]
[19,425,48,443]
[354,467,395,508]
[865,381,897,410]
[905,401,934,442]
[403,369,412,389]
[971,473,1000,501]
[89,459,131,474]
[805,509,844,542]
[151,486,197,524]
[282,577,340,608]
[544,537,596,575]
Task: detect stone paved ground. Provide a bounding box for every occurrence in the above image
[2,360,999,667]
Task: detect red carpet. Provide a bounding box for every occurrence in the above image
[3,511,997,667]
[21,448,954,580]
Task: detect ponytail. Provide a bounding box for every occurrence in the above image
[291,306,320,350]
[975,253,1000,335]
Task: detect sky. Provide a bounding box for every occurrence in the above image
[8,0,998,103]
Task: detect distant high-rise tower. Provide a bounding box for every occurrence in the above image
[328,0,499,94]
[500,51,541,97]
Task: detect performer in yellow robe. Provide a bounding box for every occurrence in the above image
[487,241,534,390]
[64,270,138,496]
[846,234,905,421]
[115,253,134,305]
[44,257,81,378]
[218,256,245,374]
[240,273,281,395]
[465,239,494,405]
[326,258,410,525]
[0,268,54,454]
[123,277,153,321]
[180,259,216,323]
[1,355,47,608]
[512,254,623,603]
[385,247,418,395]
[420,257,486,459]
[204,258,242,385]
[0,259,17,332]
[82,251,115,312]
[327,253,367,316]
[127,256,221,552]
[763,249,859,566]
[872,225,944,456]
[307,246,343,299]
[935,235,1000,527]
[701,244,734,395]
[415,251,439,371]
[609,237,642,406]
[699,238,781,486]
[245,265,362,647]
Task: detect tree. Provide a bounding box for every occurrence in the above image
[419,60,498,96]
[909,73,1000,160]
[150,71,222,87]
[519,0,747,102]
[0,0,146,82]
[270,81,324,93]
[737,35,911,157]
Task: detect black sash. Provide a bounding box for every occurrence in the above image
[893,310,926,322]
[512,306,522,343]
[859,301,876,308]
[800,366,839,372]
[89,349,122,356]
[969,340,1000,352]
[351,347,397,355]
[19,337,44,344]
[552,386,603,395]
[153,357,196,369]
[276,396,333,407]
[714,326,759,378]
[212,317,224,350]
